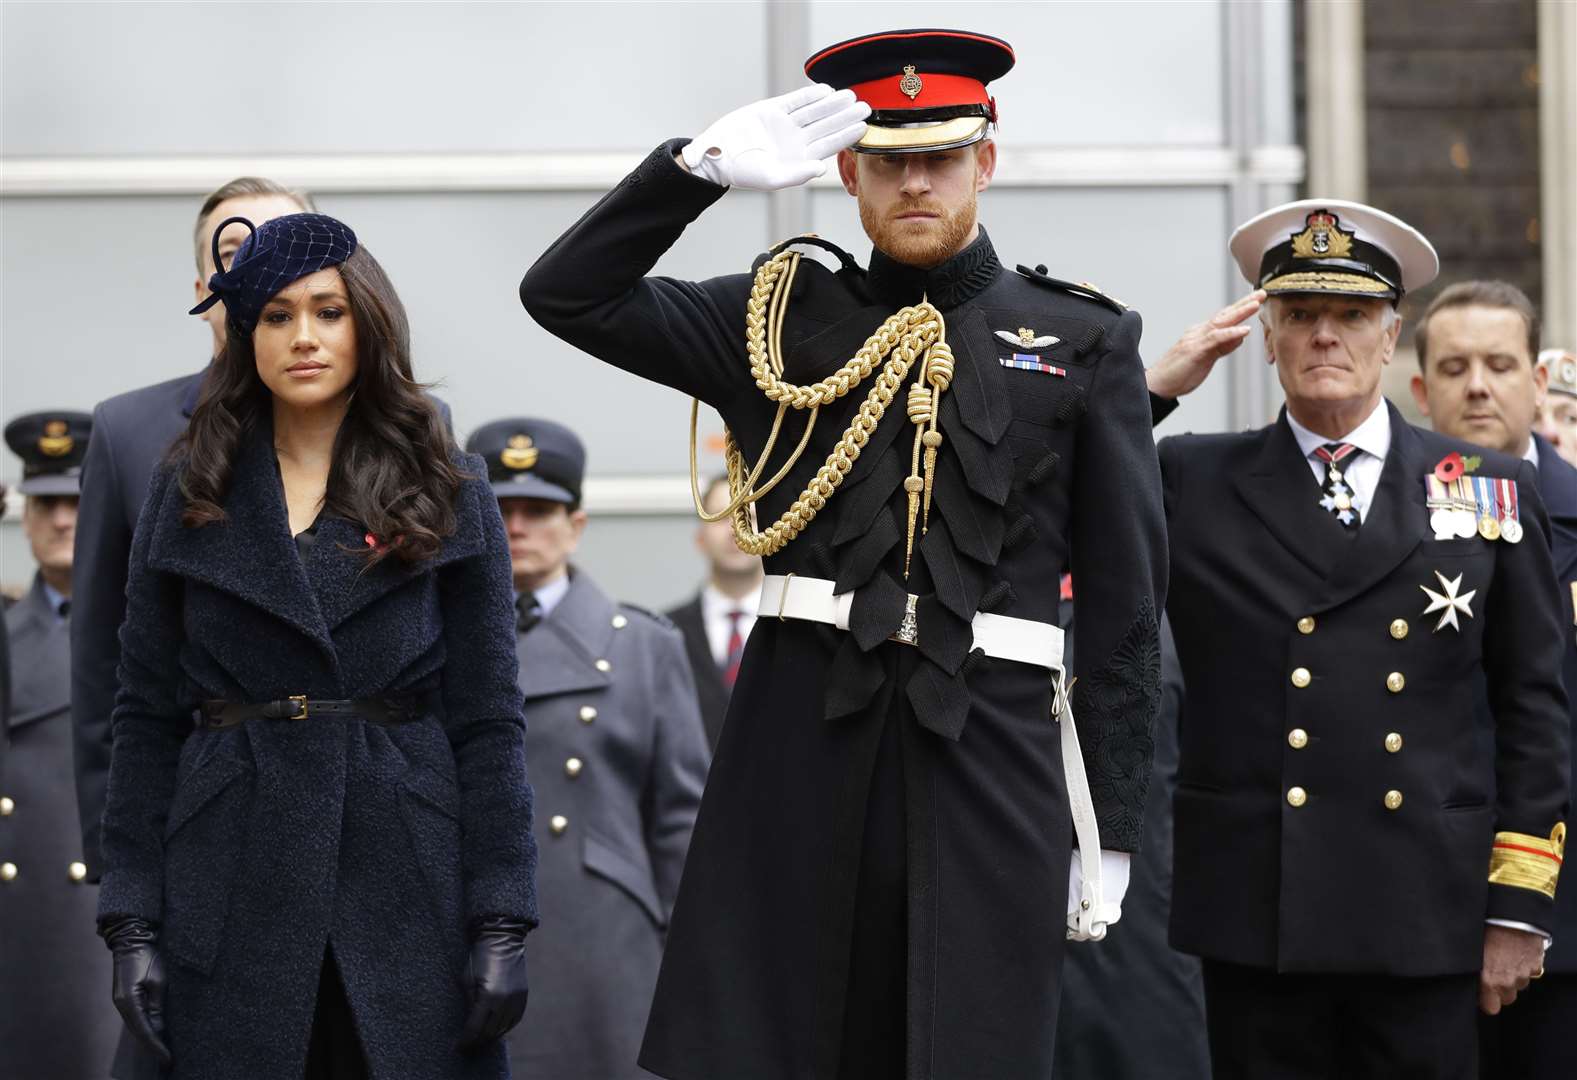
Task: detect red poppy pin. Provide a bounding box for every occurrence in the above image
[1433,452,1482,484]
[365,532,387,553]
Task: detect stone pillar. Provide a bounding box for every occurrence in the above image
[1305,0,1367,200]
[1539,0,1576,346]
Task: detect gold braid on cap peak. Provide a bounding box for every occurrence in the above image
[688,242,952,572]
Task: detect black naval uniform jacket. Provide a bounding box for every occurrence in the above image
[96,428,537,1080]
[1,575,121,1079]
[521,142,1167,1080]
[1160,404,1570,976]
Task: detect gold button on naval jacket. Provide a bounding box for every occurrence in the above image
[579,706,597,724]
[1390,619,1409,640]
[1385,732,1403,753]
[0,796,13,816]
[595,659,612,673]
[549,815,569,836]
[68,862,87,883]
[1288,728,1309,750]
[1291,667,1312,688]
[1287,787,1308,808]
[1386,672,1406,693]
[0,862,16,883]
[611,614,628,630]
[565,757,584,779]
[1297,616,1316,635]
[1384,790,1404,811]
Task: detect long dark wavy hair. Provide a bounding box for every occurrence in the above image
[175,244,464,565]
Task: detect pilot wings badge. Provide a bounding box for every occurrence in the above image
[995,327,1060,351]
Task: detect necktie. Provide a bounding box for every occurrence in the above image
[1313,442,1361,529]
[58,600,71,620]
[516,591,541,634]
[722,609,745,689]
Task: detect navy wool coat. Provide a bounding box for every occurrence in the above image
[96,427,538,1080]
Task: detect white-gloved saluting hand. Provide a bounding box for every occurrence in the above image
[680,84,871,191]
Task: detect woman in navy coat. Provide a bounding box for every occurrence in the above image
[95,213,537,1080]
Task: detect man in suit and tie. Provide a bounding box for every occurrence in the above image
[70,176,313,886]
[1161,201,1569,1079]
[666,474,764,750]
[1407,280,1577,1079]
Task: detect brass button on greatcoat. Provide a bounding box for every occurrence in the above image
[579,706,597,724]
[1386,672,1406,693]
[68,862,87,883]
[565,757,584,779]
[1385,732,1403,753]
[1384,790,1404,811]
[1390,619,1409,640]
[1288,728,1309,750]
[595,659,612,673]
[1291,667,1312,688]
[549,815,569,836]
[1297,616,1316,635]
[0,862,16,883]
[0,796,13,816]
[1286,787,1308,808]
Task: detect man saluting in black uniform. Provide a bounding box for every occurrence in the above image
[521,28,1166,1080]
[1161,200,1570,1079]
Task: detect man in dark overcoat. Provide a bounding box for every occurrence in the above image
[520,28,1166,1080]
[666,474,763,749]
[71,176,312,887]
[1406,280,1577,1079]
[1,411,122,1078]
[1161,200,1570,1079]
[467,418,709,1080]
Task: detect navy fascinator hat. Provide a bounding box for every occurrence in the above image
[190,212,358,335]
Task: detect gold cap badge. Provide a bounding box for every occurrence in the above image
[1290,211,1355,260]
[899,64,923,100]
[500,434,538,471]
[38,419,73,457]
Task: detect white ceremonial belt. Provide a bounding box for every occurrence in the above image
[758,573,1064,671]
[758,573,1117,942]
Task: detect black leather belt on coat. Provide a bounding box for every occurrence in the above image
[196,694,428,731]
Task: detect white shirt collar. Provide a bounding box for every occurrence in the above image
[1286,397,1392,464]
[702,581,761,621]
[527,572,572,618]
[1523,437,1540,467]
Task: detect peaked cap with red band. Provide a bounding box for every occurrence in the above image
[804,28,1015,153]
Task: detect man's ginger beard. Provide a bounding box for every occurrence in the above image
[859,183,979,270]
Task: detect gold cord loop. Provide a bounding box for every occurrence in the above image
[687,242,952,571]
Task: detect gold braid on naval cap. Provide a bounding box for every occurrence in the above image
[688,240,954,576]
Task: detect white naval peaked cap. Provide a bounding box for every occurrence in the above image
[1229,198,1440,302]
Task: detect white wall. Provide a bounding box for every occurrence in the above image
[0,0,1300,607]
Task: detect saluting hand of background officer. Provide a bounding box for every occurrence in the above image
[1145,289,1267,400]
[675,83,869,190]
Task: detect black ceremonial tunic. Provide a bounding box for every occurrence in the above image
[520,142,1167,1080]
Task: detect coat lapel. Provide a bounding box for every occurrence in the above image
[1314,403,1428,612]
[1231,411,1348,580]
[1534,434,1577,583]
[146,426,336,658]
[517,572,616,700]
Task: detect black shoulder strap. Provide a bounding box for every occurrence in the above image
[1015,264,1127,314]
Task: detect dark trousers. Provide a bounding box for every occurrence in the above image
[1479,972,1577,1080]
[835,705,908,1080]
[304,945,369,1080]
[1202,959,1478,1080]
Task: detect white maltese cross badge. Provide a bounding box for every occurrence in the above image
[1420,570,1476,633]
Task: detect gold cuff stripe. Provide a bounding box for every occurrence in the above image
[1487,829,1564,900]
[1260,271,1394,295]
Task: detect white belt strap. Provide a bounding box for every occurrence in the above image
[758,574,1116,940]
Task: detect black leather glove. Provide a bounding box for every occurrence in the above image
[101,916,173,1067]
[457,916,530,1051]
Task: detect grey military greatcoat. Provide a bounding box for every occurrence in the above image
[506,571,709,1080]
[1,575,120,1078]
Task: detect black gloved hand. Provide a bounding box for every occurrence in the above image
[457,916,531,1051]
[101,916,173,1067]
